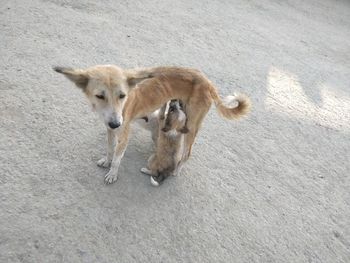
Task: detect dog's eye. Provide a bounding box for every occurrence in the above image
[119,94,126,99]
[95,94,105,100]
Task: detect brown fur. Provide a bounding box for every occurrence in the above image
[141,100,187,185]
[54,65,251,184]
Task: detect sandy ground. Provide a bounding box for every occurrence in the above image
[1,0,350,262]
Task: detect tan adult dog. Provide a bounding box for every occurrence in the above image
[54,65,251,184]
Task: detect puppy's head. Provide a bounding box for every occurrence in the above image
[53,65,152,129]
[161,100,188,134]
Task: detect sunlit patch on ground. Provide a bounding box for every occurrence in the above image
[265,67,350,131]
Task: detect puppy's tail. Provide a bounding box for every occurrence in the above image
[209,85,251,120]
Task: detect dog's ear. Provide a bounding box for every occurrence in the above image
[124,69,153,89]
[53,66,89,90]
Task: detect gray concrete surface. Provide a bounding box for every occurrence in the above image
[1,0,350,262]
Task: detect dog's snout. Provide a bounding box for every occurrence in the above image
[108,121,121,129]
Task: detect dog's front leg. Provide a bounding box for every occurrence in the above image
[104,125,130,184]
[97,128,115,168]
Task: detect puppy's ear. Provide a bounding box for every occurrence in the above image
[179,126,189,134]
[53,66,89,90]
[124,69,153,89]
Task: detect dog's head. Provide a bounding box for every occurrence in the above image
[54,65,151,129]
[161,100,188,134]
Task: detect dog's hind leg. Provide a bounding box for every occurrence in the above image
[182,105,210,161]
[178,100,189,133]
[175,101,211,176]
[97,128,115,168]
[176,118,203,172]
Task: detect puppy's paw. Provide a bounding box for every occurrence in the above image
[104,171,118,184]
[150,176,160,187]
[140,167,152,175]
[97,157,111,168]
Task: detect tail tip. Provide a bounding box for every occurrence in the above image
[218,93,252,119]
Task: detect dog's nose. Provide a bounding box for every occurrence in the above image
[108,121,121,129]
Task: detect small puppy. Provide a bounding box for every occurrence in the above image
[141,100,188,186]
[136,102,186,145]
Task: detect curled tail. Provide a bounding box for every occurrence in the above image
[209,85,251,119]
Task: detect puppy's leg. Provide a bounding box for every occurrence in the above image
[141,154,156,175]
[104,124,130,184]
[140,167,153,175]
[97,128,115,168]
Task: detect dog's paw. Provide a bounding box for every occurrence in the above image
[104,171,118,184]
[97,157,111,168]
[140,167,152,175]
[150,176,160,187]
